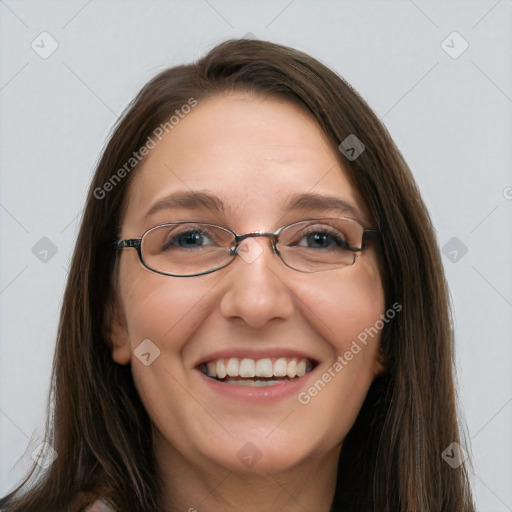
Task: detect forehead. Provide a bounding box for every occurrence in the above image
[123,94,369,229]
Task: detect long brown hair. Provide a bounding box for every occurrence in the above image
[0,39,474,512]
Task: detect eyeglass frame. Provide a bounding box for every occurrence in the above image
[110,218,381,278]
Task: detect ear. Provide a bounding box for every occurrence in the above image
[106,300,132,366]
[371,347,388,377]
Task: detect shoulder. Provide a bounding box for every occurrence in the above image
[82,497,116,512]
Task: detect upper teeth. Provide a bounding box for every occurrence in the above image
[203,357,311,379]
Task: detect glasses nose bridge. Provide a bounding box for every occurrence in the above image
[234,231,279,252]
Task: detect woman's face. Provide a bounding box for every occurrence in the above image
[111,94,385,476]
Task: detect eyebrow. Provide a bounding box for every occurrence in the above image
[145,191,226,218]
[285,192,363,220]
[144,191,362,221]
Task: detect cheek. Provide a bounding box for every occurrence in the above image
[118,255,219,353]
[294,257,385,352]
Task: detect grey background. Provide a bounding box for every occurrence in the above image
[1,0,511,509]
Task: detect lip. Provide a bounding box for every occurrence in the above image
[195,356,320,402]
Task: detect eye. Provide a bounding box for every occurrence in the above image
[294,225,350,250]
[162,228,214,251]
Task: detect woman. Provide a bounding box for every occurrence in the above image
[0,39,474,511]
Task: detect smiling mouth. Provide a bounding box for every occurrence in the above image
[200,357,315,387]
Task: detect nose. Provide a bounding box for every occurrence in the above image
[219,237,295,329]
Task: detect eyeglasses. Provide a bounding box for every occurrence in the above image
[111,218,380,277]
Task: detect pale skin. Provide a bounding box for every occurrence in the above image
[109,94,386,512]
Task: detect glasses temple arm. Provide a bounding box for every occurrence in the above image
[110,239,142,249]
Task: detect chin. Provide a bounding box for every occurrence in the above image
[198,426,330,476]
